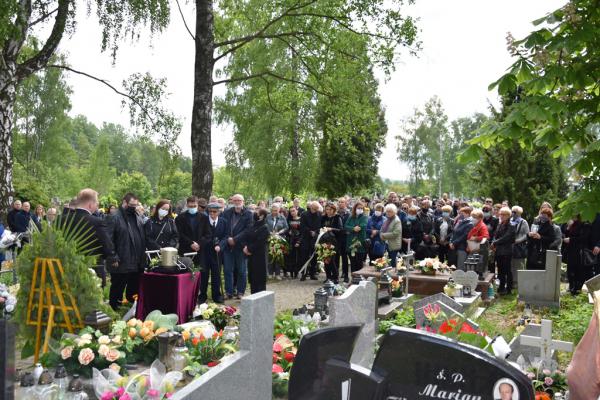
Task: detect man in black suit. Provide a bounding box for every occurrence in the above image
[57,189,115,260]
[201,203,228,303]
[6,199,22,232]
[175,196,211,268]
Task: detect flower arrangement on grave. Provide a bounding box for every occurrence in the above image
[43,311,179,376]
[371,255,391,271]
[15,222,117,358]
[272,334,296,398]
[194,303,239,331]
[348,237,363,257]
[268,234,289,265]
[182,330,238,378]
[396,256,407,272]
[443,279,463,298]
[273,312,317,346]
[0,282,17,318]
[390,277,404,297]
[416,258,455,275]
[417,304,490,351]
[93,359,181,400]
[527,367,568,399]
[315,242,336,265]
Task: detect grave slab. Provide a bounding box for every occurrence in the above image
[329,280,377,369]
[518,251,561,308]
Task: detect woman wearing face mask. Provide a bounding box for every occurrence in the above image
[344,201,369,272]
[401,206,423,256]
[321,203,343,283]
[491,207,516,295]
[526,207,556,270]
[243,208,270,294]
[144,199,178,251]
[466,209,490,253]
[367,203,386,262]
[434,205,454,264]
[380,204,402,269]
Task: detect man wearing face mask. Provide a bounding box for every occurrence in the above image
[222,194,254,299]
[105,192,146,310]
[175,196,211,269]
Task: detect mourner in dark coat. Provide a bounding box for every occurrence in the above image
[243,209,270,294]
[201,203,229,303]
[144,200,178,250]
[175,196,211,265]
[492,208,516,294]
[433,205,454,264]
[321,203,343,283]
[221,194,254,298]
[299,202,322,280]
[106,193,147,310]
[526,207,556,270]
[564,216,591,294]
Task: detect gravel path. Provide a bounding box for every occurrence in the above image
[223,271,328,313]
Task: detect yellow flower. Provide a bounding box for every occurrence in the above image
[139,327,150,338]
[127,319,138,327]
[128,328,137,338]
[143,320,154,330]
[98,335,111,345]
[182,330,191,341]
[155,327,168,336]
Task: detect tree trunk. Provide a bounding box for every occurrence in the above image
[191,0,214,199]
[0,68,17,224]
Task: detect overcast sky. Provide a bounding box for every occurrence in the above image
[58,0,565,180]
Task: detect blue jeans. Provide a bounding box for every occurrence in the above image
[223,249,247,296]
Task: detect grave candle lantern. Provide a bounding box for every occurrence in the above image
[314,288,329,314]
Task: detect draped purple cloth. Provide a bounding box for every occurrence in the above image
[136,271,201,324]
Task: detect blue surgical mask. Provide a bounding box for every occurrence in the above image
[442,212,450,218]
[407,215,416,221]
[188,207,198,215]
[374,211,382,217]
[483,212,491,219]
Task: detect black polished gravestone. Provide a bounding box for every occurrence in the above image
[0,319,16,400]
[289,326,534,400]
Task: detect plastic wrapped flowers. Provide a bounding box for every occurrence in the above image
[0,283,17,317]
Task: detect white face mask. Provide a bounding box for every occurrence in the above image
[356,209,364,215]
[374,211,382,217]
[158,209,169,218]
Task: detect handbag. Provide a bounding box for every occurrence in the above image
[581,248,599,268]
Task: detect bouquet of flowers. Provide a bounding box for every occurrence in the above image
[527,367,568,398]
[194,303,239,331]
[183,329,238,377]
[390,277,404,297]
[371,256,391,271]
[268,235,289,265]
[93,359,182,400]
[416,258,455,275]
[348,237,363,257]
[0,283,17,318]
[315,242,336,264]
[272,334,296,398]
[417,306,490,351]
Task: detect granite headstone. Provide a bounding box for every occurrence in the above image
[289,326,535,400]
[518,250,561,308]
[452,270,479,294]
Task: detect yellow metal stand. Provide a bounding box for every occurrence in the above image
[26,258,84,362]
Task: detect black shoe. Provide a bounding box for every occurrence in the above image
[333,280,339,284]
[343,277,349,283]
[300,274,307,281]
[310,275,318,280]
[226,294,233,300]
[198,296,207,304]
[214,297,225,304]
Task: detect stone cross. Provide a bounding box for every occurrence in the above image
[520,319,573,367]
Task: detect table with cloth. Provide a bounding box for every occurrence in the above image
[136,271,201,324]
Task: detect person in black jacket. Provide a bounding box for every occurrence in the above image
[416,200,435,259]
[526,207,556,270]
[106,192,146,310]
[433,205,454,264]
[564,215,591,294]
[243,208,270,294]
[144,199,178,250]
[321,202,343,283]
[492,207,516,295]
[202,203,228,303]
[6,199,22,232]
[300,202,321,281]
[175,196,211,266]
[337,197,351,283]
[402,207,423,255]
[286,207,302,279]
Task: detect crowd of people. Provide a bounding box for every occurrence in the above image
[2,189,600,310]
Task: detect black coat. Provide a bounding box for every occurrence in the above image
[402,218,423,253]
[300,210,321,250]
[7,209,20,232]
[205,216,229,264]
[492,221,515,257]
[590,213,600,250]
[58,208,116,263]
[527,220,555,269]
[221,207,254,251]
[483,216,499,238]
[144,217,178,250]
[106,208,146,273]
[245,219,270,268]
[175,210,211,263]
[433,217,454,245]
[565,220,590,267]
[321,214,343,250]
